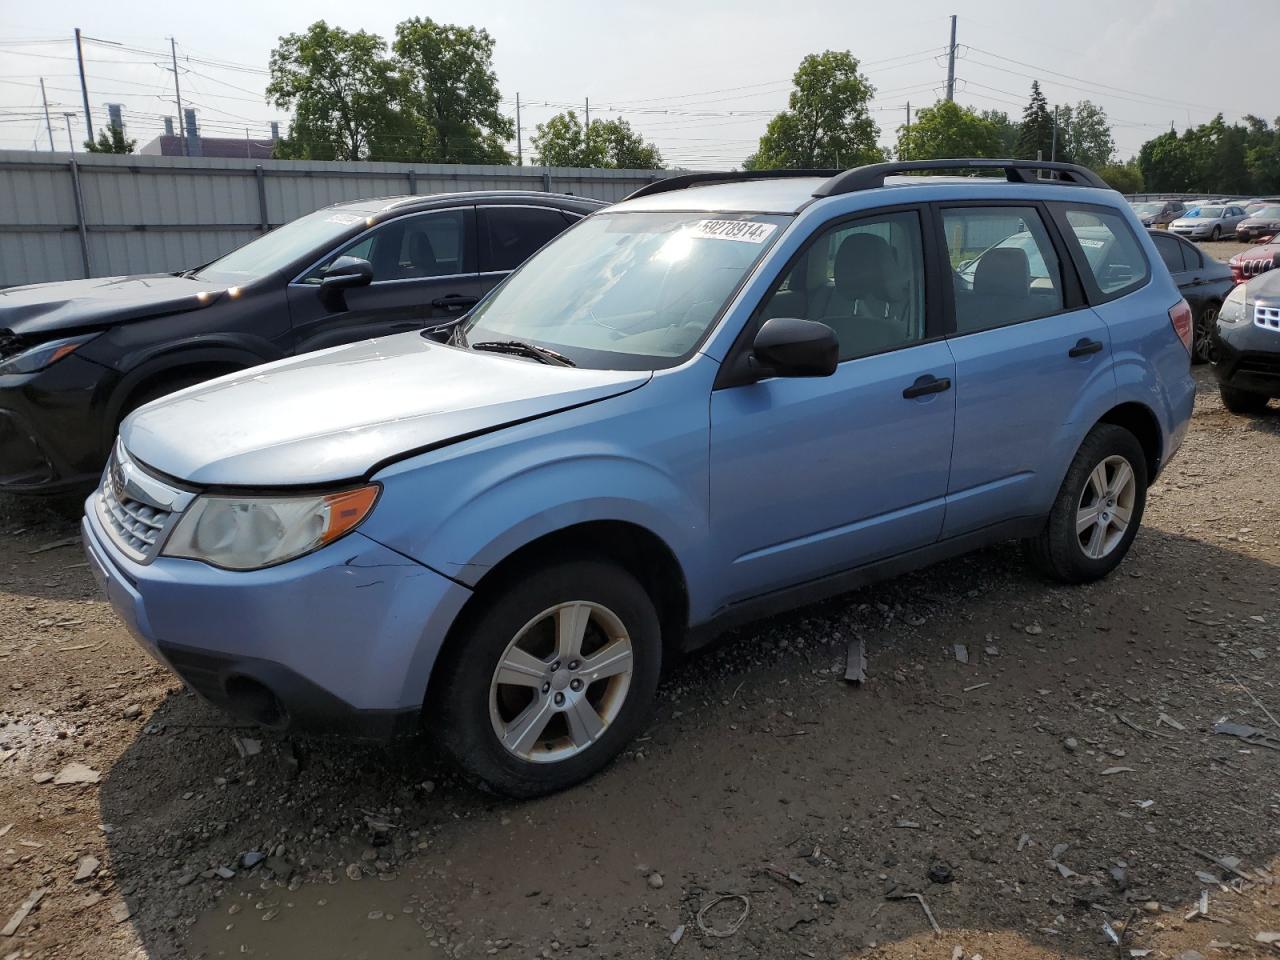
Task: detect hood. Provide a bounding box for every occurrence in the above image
[121,333,652,487]
[0,274,214,337]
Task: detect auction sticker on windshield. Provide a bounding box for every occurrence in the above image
[691,220,778,243]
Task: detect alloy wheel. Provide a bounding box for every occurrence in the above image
[1194,305,1218,362]
[488,601,634,763]
[1076,455,1137,560]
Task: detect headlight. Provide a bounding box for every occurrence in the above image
[1219,282,1248,325]
[162,484,380,570]
[0,332,97,375]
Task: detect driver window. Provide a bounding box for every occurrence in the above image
[757,210,926,362]
[302,210,468,283]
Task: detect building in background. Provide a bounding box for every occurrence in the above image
[139,114,279,159]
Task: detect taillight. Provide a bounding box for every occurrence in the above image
[1169,299,1193,354]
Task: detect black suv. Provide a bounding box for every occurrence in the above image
[0,191,604,499]
[1212,268,1280,414]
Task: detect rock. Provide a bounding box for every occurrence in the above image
[123,704,142,719]
[928,861,954,884]
[32,772,54,784]
[346,863,362,881]
[1063,738,1078,753]
[647,872,664,889]
[52,762,100,785]
[231,736,261,758]
[215,866,236,880]
[110,901,134,924]
[81,892,103,909]
[175,872,196,887]
[73,855,100,882]
[265,856,293,881]
[1178,951,1205,960]
[669,925,685,945]
[1025,623,1043,635]
[241,851,265,869]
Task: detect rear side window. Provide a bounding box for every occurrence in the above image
[940,205,1065,334]
[1057,206,1149,300]
[1152,233,1185,274]
[480,206,573,273]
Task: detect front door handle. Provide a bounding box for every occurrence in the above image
[1068,337,1104,358]
[902,374,952,399]
[431,294,479,311]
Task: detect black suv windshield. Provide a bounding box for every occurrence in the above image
[193,208,368,284]
[461,211,789,370]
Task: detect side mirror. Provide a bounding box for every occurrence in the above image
[751,317,838,378]
[319,256,373,291]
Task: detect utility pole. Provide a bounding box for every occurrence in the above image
[62,112,77,152]
[39,78,55,151]
[74,28,94,141]
[903,101,911,159]
[169,37,187,157]
[1050,105,1058,161]
[516,92,522,166]
[945,15,957,102]
[584,97,590,129]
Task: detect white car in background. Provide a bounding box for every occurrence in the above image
[1169,204,1247,241]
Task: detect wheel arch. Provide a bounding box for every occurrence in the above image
[1096,401,1162,483]
[424,519,690,710]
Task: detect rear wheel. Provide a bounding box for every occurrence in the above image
[1024,424,1147,583]
[433,560,661,798]
[1192,303,1218,364]
[1219,385,1271,415]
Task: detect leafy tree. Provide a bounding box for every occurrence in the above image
[1097,161,1143,194]
[532,112,662,168]
[895,100,1003,160]
[1243,115,1280,193]
[1061,100,1114,169]
[268,22,411,161]
[1137,128,1194,192]
[392,17,512,164]
[84,126,135,154]
[1015,81,1054,160]
[744,51,883,170]
[978,109,1020,156]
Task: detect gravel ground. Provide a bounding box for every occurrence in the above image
[1,366,1279,960]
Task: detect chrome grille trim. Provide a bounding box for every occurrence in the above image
[94,443,195,564]
[1255,304,1280,333]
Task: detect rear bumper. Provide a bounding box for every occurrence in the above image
[82,504,473,739]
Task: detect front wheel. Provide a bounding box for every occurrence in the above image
[433,560,662,798]
[1220,385,1271,415]
[1210,226,1221,241]
[1023,424,1148,583]
[1192,303,1218,364]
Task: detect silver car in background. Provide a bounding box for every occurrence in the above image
[1169,204,1247,241]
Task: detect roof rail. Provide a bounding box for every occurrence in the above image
[813,158,1110,196]
[623,169,842,201]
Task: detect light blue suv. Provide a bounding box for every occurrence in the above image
[83,160,1195,796]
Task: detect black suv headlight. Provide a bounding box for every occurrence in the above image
[0,333,98,375]
[1218,283,1248,325]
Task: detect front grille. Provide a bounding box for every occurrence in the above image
[94,444,190,563]
[1237,257,1278,279]
[1255,304,1280,332]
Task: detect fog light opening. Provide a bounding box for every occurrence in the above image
[224,676,288,729]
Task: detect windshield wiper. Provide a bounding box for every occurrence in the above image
[470,340,576,367]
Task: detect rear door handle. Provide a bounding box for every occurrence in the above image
[1068,337,1104,358]
[902,374,952,399]
[431,294,479,311]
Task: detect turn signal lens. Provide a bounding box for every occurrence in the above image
[163,484,380,570]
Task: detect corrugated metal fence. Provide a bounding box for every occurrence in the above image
[0,150,676,288]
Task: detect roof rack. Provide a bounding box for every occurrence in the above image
[813,159,1110,196]
[623,169,842,201]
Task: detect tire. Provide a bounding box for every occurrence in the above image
[1192,303,1218,364]
[1219,385,1271,415]
[1210,226,1221,241]
[432,560,662,798]
[1023,424,1148,584]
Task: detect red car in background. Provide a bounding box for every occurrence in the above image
[1229,237,1280,284]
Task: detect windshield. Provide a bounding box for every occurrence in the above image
[1185,206,1224,219]
[1133,203,1163,215]
[460,211,790,370]
[193,208,367,284]
[1252,206,1280,219]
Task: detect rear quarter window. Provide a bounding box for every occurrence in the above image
[1053,204,1150,302]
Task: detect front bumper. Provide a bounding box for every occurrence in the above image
[0,356,118,494]
[1211,321,1280,398]
[82,503,473,739]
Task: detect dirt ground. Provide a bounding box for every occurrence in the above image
[2,365,1279,960]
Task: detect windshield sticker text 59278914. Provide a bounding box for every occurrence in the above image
[691,220,778,244]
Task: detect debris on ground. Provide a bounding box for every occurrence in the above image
[1,887,47,937]
[51,762,100,785]
[885,889,942,936]
[695,895,749,939]
[844,635,867,684]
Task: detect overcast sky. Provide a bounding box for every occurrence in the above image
[1,0,1275,168]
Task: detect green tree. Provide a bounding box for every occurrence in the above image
[1060,100,1114,169]
[1137,128,1194,192]
[268,21,411,160]
[1015,81,1054,160]
[1243,115,1280,193]
[895,100,1003,160]
[1097,161,1143,194]
[84,126,135,154]
[744,51,883,170]
[392,17,513,164]
[978,109,1020,156]
[532,112,662,168]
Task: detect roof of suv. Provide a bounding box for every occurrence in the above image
[329,191,608,217]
